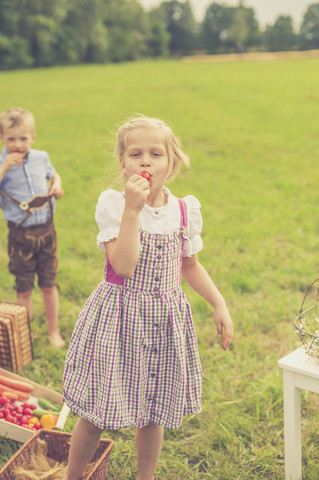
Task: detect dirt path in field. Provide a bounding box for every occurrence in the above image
[182,49,319,63]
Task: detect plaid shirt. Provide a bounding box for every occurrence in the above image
[0,147,56,226]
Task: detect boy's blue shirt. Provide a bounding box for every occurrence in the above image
[0,147,56,226]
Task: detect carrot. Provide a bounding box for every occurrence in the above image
[0,375,33,393]
[0,383,30,401]
[2,391,18,401]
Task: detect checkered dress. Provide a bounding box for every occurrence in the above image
[63,199,202,430]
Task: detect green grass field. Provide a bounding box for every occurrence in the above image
[1,56,319,479]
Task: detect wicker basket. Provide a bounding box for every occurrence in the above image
[295,278,319,358]
[0,302,33,372]
[0,429,114,480]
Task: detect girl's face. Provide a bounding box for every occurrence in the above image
[120,127,169,188]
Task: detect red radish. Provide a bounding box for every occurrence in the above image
[140,171,151,182]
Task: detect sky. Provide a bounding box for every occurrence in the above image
[139,0,313,27]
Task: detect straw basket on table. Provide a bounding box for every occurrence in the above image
[295,278,319,358]
[0,302,33,372]
[0,429,114,480]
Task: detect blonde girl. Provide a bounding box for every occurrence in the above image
[63,115,233,480]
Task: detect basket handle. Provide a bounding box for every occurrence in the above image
[299,277,319,314]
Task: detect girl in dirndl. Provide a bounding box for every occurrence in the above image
[63,115,233,480]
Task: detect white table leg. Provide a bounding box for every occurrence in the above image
[283,370,302,480]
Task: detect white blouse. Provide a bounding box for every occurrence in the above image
[95,187,203,257]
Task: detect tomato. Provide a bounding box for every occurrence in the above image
[0,397,7,405]
[33,422,41,430]
[23,408,33,416]
[16,406,23,414]
[5,415,13,423]
[26,424,36,430]
[140,171,151,182]
[20,416,29,425]
[0,412,4,419]
[3,408,10,417]
[28,416,39,425]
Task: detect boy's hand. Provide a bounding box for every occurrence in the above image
[48,184,64,199]
[3,152,24,172]
[48,173,63,199]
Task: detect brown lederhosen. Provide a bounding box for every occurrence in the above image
[1,191,58,293]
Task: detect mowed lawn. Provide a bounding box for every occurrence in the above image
[0,56,319,479]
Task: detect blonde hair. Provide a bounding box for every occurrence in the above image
[0,107,35,135]
[115,114,189,182]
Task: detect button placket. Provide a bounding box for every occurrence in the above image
[154,242,163,299]
[146,239,163,407]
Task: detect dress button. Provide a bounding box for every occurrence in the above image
[157,255,162,260]
[154,323,159,327]
[154,294,160,299]
[157,245,163,250]
[147,397,153,401]
[154,287,159,292]
[153,348,158,354]
[155,277,160,282]
[151,373,155,378]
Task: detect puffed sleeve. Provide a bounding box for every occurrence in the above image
[95,189,124,251]
[183,195,203,257]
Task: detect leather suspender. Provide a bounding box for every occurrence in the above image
[0,189,53,227]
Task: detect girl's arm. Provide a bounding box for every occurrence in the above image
[182,254,233,350]
[105,174,150,279]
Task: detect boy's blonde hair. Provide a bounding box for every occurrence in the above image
[0,107,35,135]
[115,114,189,182]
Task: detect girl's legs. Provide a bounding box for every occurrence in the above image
[136,423,164,480]
[65,417,103,480]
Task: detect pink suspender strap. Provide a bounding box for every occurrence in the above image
[178,198,188,232]
[178,199,188,283]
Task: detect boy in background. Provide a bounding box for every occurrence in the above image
[0,107,65,348]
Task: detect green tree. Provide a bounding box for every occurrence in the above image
[11,0,71,67]
[0,35,32,69]
[201,3,235,53]
[264,15,297,51]
[63,0,110,63]
[299,3,319,50]
[105,0,150,62]
[0,0,32,69]
[228,0,249,53]
[160,1,196,55]
[146,9,170,57]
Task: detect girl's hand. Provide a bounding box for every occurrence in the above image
[125,174,150,212]
[214,303,233,351]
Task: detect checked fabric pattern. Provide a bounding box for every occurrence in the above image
[63,199,202,430]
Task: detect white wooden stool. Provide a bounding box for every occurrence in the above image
[278,347,319,480]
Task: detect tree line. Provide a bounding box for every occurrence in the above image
[0,0,319,70]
